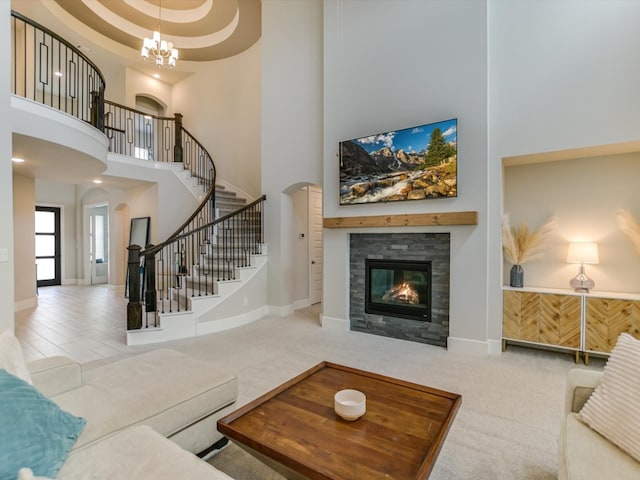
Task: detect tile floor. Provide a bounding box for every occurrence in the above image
[15,285,134,363]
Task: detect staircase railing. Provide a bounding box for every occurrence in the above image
[126,195,266,329]
[104,102,217,232]
[10,11,106,129]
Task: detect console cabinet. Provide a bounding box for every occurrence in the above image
[502,287,640,363]
[503,289,581,362]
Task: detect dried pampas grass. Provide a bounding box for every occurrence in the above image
[502,214,558,265]
[616,209,640,254]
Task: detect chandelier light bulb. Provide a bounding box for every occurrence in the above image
[140,2,178,69]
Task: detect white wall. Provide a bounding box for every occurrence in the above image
[322,0,489,353]
[172,42,262,198]
[104,157,199,239]
[12,174,35,310]
[488,0,640,340]
[125,68,172,113]
[262,0,323,312]
[1,0,14,331]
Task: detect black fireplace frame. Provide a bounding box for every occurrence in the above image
[364,258,432,322]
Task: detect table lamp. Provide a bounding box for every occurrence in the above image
[567,242,599,293]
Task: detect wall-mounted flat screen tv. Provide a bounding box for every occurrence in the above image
[339,118,457,205]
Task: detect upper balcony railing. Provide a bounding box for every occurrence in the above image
[10,11,105,127]
[10,11,216,239]
[104,101,217,236]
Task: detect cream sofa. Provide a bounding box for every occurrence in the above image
[558,368,640,480]
[26,349,238,479]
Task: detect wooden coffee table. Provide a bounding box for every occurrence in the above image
[217,361,461,479]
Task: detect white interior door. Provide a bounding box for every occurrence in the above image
[308,186,323,304]
[88,204,109,285]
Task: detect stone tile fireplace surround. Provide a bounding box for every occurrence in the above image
[349,233,450,347]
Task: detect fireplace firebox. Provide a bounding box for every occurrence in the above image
[365,259,431,321]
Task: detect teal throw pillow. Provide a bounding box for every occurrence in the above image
[0,369,86,480]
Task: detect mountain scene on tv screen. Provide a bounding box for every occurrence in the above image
[339,119,457,204]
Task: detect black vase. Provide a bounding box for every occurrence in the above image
[510,264,524,288]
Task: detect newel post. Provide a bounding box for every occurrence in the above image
[127,245,142,330]
[144,245,157,313]
[174,112,183,163]
[90,89,105,131]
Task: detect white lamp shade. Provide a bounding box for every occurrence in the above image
[567,242,599,264]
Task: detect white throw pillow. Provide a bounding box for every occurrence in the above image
[578,332,640,462]
[18,468,53,480]
[0,329,32,384]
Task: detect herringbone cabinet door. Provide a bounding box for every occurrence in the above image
[503,291,537,342]
[539,294,581,347]
[503,290,580,348]
[585,297,640,353]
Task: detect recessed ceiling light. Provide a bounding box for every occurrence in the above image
[93,179,103,184]
[12,157,24,163]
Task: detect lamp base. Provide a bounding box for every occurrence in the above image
[571,286,591,293]
[569,265,594,293]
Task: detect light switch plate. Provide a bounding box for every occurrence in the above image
[0,248,8,263]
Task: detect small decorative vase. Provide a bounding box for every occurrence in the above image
[510,264,524,288]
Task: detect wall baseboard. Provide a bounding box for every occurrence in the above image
[487,339,503,356]
[292,298,311,311]
[321,315,349,331]
[447,336,502,357]
[15,296,37,311]
[267,304,294,317]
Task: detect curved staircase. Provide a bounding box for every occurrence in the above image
[126,190,268,345]
[10,10,269,346]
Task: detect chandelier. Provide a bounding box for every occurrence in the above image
[141,0,178,68]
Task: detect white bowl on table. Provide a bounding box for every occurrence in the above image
[334,389,366,421]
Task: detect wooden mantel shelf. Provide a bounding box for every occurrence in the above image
[323,211,478,228]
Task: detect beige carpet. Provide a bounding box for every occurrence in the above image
[208,444,286,480]
[89,305,605,479]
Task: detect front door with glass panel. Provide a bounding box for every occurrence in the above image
[35,206,61,287]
